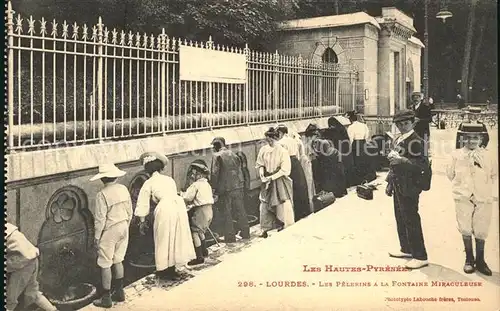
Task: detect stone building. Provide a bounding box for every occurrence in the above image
[275,7,424,116]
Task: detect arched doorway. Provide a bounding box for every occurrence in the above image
[322,48,339,109]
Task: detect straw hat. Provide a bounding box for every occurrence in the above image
[90,163,126,181]
[139,151,169,166]
[190,162,210,174]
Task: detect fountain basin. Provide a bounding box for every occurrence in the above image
[233,215,258,227]
[128,252,156,269]
[47,283,96,311]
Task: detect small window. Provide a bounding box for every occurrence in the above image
[322,48,338,64]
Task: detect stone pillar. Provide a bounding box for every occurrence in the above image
[377,26,392,116]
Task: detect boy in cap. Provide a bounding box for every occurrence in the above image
[6,222,59,311]
[385,109,430,269]
[90,163,133,308]
[180,162,214,265]
[446,124,496,276]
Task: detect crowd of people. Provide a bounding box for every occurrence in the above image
[5,99,496,310]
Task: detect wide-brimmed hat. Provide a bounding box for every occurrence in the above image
[139,151,169,166]
[393,109,415,123]
[460,123,487,134]
[90,163,126,181]
[190,162,210,174]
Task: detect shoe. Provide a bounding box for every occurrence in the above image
[188,247,205,266]
[111,278,125,302]
[389,251,413,259]
[93,294,112,308]
[405,259,429,269]
[260,231,268,238]
[476,260,492,276]
[111,289,125,302]
[463,260,475,274]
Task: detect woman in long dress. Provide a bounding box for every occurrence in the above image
[305,124,347,198]
[135,152,196,280]
[346,111,377,185]
[292,130,315,213]
[322,116,355,187]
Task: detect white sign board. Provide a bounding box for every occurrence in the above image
[179,46,247,84]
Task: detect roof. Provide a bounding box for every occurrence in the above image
[409,36,425,48]
[278,12,381,31]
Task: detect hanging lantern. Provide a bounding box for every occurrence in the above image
[436,0,453,23]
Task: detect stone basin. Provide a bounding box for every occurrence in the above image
[128,252,156,269]
[47,283,96,311]
[233,214,259,227]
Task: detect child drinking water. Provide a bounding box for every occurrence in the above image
[180,162,214,266]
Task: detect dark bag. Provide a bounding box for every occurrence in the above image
[420,160,432,191]
[312,191,336,212]
[356,182,378,200]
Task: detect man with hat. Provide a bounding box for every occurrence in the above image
[446,124,496,276]
[385,109,430,269]
[411,92,432,146]
[456,107,489,149]
[90,163,132,308]
[180,162,214,266]
[210,136,250,243]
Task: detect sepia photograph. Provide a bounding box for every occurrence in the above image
[3,0,498,310]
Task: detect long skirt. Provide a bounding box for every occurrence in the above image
[290,156,312,221]
[300,155,315,213]
[153,195,196,271]
[351,139,377,186]
[313,156,348,198]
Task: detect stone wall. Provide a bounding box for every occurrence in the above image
[6,116,331,245]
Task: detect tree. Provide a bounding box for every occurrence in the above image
[131,0,285,50]
[460,0,478,103]
[468,1,487,102]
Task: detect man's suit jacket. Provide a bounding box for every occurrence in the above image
[413,104,432,139]
[386,132,429,197]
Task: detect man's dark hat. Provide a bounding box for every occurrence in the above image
[393,109,415,122]
[305,123,320,134]
[211,136,226,146]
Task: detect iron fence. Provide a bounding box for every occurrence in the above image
[6,2,360,151]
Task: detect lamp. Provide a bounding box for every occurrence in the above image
[436,0,453,23]
[436,10,453,23]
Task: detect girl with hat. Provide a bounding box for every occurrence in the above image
[256,127,295,238]
[179,162,214,266]
[134,152,195,280]
[446,125,496,276]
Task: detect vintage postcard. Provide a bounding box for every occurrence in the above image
[4,0,498,310]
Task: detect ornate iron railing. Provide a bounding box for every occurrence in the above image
[6,2,360,152]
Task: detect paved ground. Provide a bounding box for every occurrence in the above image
[83,127,499,311]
